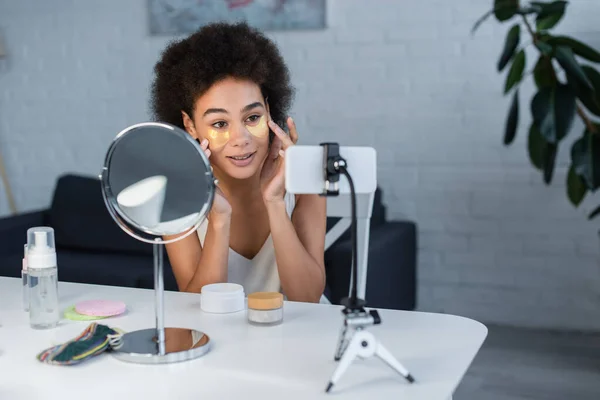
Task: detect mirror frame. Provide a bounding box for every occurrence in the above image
[99,121,215,245]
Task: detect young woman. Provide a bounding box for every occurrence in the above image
[150,21,327,303]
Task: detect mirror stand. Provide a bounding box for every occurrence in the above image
[154,240,166,355]
[100,121,216,365]
[111,240,211,364]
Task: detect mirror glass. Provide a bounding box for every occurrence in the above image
[111,328,211,364]
[101,122,214,242]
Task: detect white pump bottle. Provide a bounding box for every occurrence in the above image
[27,227,59,329]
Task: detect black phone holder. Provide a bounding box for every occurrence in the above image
[320,142,346,197]
[320,142,364,312]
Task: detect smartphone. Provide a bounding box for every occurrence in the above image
[284,145,377,195]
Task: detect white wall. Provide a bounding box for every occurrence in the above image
[1,0,599,330]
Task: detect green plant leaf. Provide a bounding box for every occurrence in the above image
[531,84,576,143]
[533,55,555,88]
[535,40,553,56]
[527,120,557,183]
[555,46,594,90]
[537,13,564,31]
[543,142,557,184]
[505,49,526,93]
[535,0,567,31]
[571,126,600,191]
[494,0,519,21]
[504,89,520,145]
[588,204,600,220]
[472,9,494,34]
[567,165,587,206]
[498,24,521,71]
[580,66,600,116]
[547,35,600,63]
[567,65,600,117]
[528,123,545,169]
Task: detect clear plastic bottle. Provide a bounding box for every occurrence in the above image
[22,244,29,311]
[27,227,59,329]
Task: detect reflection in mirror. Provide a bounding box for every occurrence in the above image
[116,175,167,229]
[163,328,210,353]
[112,328,211,364]
[103,123,214,239]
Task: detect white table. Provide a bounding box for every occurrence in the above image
[0,277,487,399]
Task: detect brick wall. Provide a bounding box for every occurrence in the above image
[1,0,599,330]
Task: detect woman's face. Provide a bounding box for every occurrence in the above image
[183,77,271,181]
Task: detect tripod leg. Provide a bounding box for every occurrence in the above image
[375,341,415,383]
[333,324,350,361]
[325,331,361,393]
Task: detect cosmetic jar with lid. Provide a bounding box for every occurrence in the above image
[201,283,245,313]
[247,292,284,326]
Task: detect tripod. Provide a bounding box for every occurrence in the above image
[326,302,415,392]
[319,143,416,393]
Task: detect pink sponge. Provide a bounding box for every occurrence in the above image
[75,300,126,317]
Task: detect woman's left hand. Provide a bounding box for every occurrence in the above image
[260,116,298,204]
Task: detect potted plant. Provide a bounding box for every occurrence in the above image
[473,0,600,237]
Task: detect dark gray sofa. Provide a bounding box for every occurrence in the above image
[0,174,417,310]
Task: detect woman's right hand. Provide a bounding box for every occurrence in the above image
[199,139,232,219]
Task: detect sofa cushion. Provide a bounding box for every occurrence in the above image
[55,249,154,288]
[326,186,387,240]
[324,221,416,310]
[48,174,152,256]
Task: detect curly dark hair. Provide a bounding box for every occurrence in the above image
[150,21,294,140]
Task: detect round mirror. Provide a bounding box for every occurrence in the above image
[99,121,215,364]
[100,122,215,244]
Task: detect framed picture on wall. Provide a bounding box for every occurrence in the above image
[147,0,326,35]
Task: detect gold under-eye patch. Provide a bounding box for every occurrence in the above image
[207,129,230,148]
[245,115,268,138]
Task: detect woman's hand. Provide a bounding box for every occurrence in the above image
[199,139,232,220]
[260,117,298,204]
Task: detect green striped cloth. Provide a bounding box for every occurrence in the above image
[37,323,123,365]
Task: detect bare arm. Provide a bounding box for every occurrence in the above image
[164,215,231,293]
[266,194,326,303]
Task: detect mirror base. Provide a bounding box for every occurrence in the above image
[111,328,211,364]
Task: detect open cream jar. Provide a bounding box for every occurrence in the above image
[247,292,284,326]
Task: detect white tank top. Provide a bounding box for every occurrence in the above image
[196,192,329,303]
